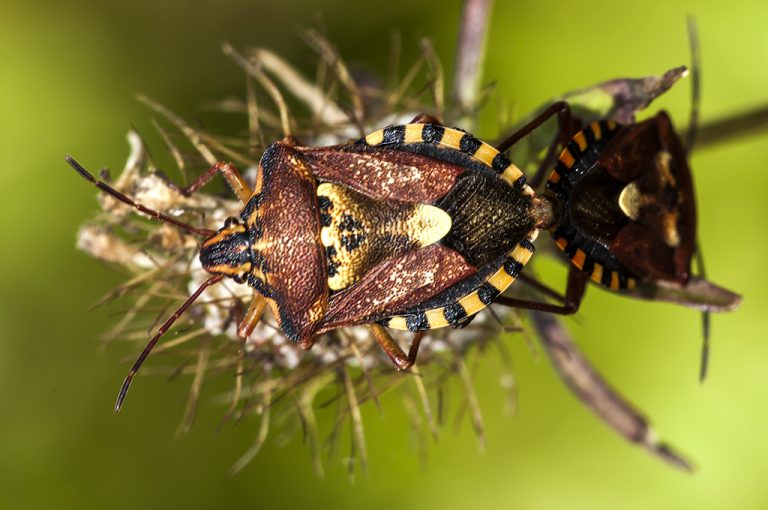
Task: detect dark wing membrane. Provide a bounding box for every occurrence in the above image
[438,172,535,267]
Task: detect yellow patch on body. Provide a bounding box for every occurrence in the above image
[438,128,465,151]
[425,308,449,328]
[559,149,575,169]
[387,316,408,330]
[591,263,604,284]
[590,121,603,141]
[487,269,513,291]
[573,131,588,151]
[572,249,587,269]
[610,271,620,290]
[365,129,385,146]
[473,142,498,167]
[317,182,452,292]
[501,162,524,187]
[404,124,424,143]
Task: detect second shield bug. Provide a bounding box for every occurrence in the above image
[493,99,741,379]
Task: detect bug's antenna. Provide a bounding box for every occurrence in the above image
[115,274,224,411]
[685,16,712,381]
[686,15,702,152]
[65,155,216,238]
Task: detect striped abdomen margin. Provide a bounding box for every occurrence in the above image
[361,123,539,331]
[548,119,637,291]
[381,232,538,331]
[361,123,535,194]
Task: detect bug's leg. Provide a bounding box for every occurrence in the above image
[693,246,712,382]
[685,20,712,382]
[174,162,253,205]
[496,101,577,189]
[236,294,268,341]
[496,101,573,152]
[407,331,426,366]
[409,114,443,125]
[368,324,421,370]
[494,266,588,315]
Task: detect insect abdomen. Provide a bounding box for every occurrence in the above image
[382,233,537,331]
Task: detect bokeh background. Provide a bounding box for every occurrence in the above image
[2,0,766,508]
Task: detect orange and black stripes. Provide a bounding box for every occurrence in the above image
[382,230,539,332]
[547,119,618,187]
[363,123,533,194]
[545,119,638,291]
[551,233,637,291]
[360,122,542,330]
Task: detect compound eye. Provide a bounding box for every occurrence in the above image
[232,273,247,284]
[224,216,239,228]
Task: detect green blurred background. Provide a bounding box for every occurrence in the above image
[1,0,766,508]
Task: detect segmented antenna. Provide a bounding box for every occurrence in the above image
[684,17,711,382]
[115,274,224,411]
[65,155,216,238]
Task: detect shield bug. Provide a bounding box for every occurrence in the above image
[492,100,741,378]
[67,112,563,410]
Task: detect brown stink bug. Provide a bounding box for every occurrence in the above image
[67,112,563,410]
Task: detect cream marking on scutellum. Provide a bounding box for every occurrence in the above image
[362,122,540,331]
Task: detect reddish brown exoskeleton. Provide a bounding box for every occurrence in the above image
[492,101,740,380]
[67,113,557,410]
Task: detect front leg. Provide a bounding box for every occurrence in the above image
[494,265,588,316]
[368,325,424,370]
[236,293,268,340]
[178,162,253,205]
[496,101,578,189]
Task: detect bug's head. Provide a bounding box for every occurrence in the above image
[200,216,253,283]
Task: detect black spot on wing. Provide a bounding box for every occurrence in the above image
[326,246,339,277]
[340,233,365,251]
[491,153,510,174]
